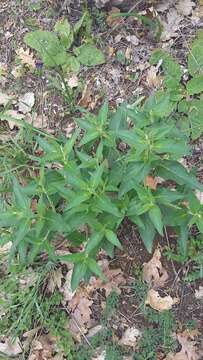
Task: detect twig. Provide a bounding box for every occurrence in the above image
[62,306,93,348]
[164,226,178,277]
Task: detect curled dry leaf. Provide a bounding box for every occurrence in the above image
[119,327,141,348]
[68,74,79,88]
[143,249,169,288]
[61,269,76,302]
[47,268,63,294]
[195,285,203,300]
[106,7,121,27]
[0,241,12,255]
[16,47,35,68]
[88,259,126,296]
[0,337,22,357]
[145,289,179,312]
[195,190,203,204]
[160,8,182,41]
[144,175,158,190]
[146,66,163,89]
[166,333,201,360]
[18,92,35,114]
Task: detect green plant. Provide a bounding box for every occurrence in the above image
[0,263,74,357]
[1,94,203,289]
[150,30,203,140]
[24,13,105,103]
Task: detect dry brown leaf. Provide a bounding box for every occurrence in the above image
[68,75,79,88]
[78,84,92,108]
[0,337,22,357]
[106,7,121,27]
[166,333,201,360]
[16,47,35,68]
[68,295,93,340]
[0,241,12,255]
[61,269,76,302]
[195,285,203,300]
[145,289,179,312]
[176,0,196,16]
[88,259,126,296]
[160,8,182,41]
[3,109,25,129]
[195,190,203,204]
[126,35,139,46]
[119,327,141,348]
[18,92,35,114]
[27,334,59,360]
[47,268,63,293]
[146,66,163,89]
[144,175,158,190]
[143,249,169,288]
[0,91,13,106]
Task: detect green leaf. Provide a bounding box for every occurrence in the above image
[86,232,104,253]
[80,130,99,146]
[188,31,203,76]
[138,214,156,253]
[105,229,122,249]
[66,192,90,210]
[95,195,121,217]
[98,101,108,126]
[177,225,188,257]
[109,103,128,132]
[0,212,18,227]
[24,30,67,67]
[187,75,203,95]
[13,178,30,209]
[87,258,106,281]
[54,18,73,49]
[58,252,85,264]
[90,162,105,190]
[158,160,203,191]
[148,205,163,236]
[71,262,87,290]
[77,44,105,66]
[62,55,80,73]
[196,217,203,233]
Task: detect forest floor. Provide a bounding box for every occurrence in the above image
[0,1,203,359]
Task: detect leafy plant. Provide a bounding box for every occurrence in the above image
[1,96,203,290]
[23,13,104,105]
[150,30,203,140]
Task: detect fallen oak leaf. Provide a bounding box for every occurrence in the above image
[88,259,126,296]
[143,249,169,288]
[16,47,35,69]
[166,333,201,360]
[18,92,35,114]
[145,289,179,312]
[0,337,22,357]
[119,327,141,348]
[176,0,196,16]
